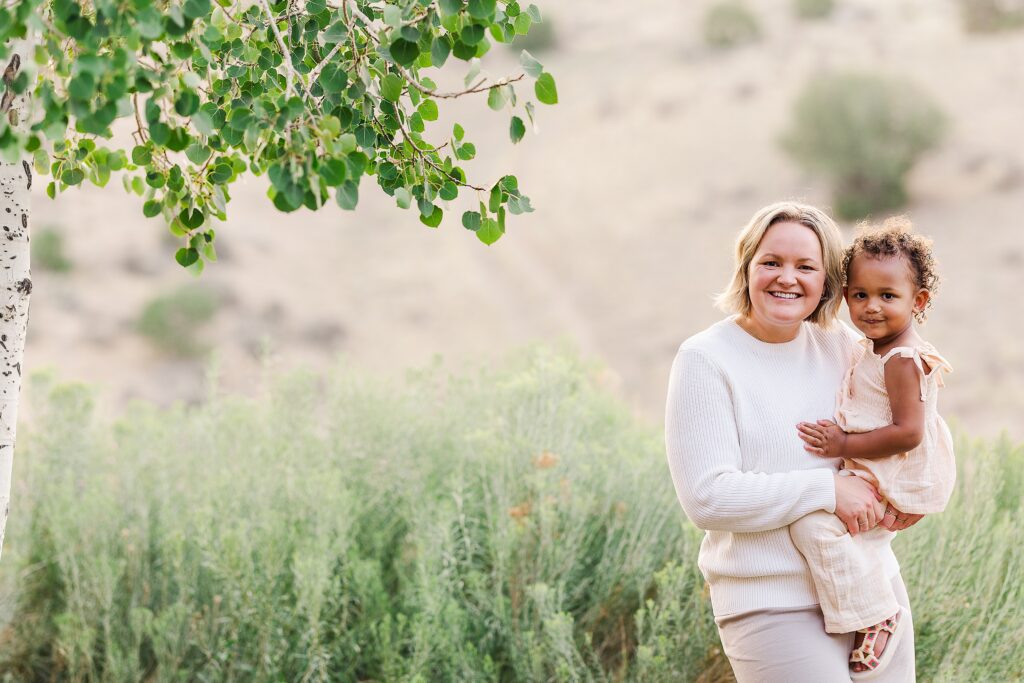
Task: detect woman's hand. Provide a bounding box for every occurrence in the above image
[798,419,847,457]
[833,474,885,536]
[881,503,925,531]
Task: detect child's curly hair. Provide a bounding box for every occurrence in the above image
[843,216,940,323]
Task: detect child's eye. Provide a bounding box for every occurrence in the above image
[852,292,866,299]
[882,293,895,300]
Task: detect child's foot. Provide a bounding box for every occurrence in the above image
[850,610,902,676]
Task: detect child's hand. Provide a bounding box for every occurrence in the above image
[797,419,847,458]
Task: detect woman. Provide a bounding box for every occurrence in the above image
[665,202,919,682]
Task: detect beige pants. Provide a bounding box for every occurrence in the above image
[716,574,914,683]
[790,510,900,633]
[712,577,913,683]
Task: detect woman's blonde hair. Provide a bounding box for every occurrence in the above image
[715,201,845,326]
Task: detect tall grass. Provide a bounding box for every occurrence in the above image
[0,348,1020,681]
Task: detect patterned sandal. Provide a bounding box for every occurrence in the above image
[850,609,904,680]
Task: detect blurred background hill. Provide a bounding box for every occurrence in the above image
[23,0,1024,440]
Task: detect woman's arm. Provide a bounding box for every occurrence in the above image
[798,356,925,459]
[665,348,837,533]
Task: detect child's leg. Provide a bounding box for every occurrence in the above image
[789,510,900,633]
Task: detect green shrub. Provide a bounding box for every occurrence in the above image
[781,71,946,219]
[135,284,219,356]
[958,0,1024,32]
[793,0,836,20]
[31,228,72,273]
[1,351,1021,681]
[703,1,761,49]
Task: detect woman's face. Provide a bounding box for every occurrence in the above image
[743,221,826,341]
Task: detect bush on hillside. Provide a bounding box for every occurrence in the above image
[136,284,220,357]
[781,71,946,219]
[958,0,1024,32]
[703,1,761,49]
[794,0,836,20]
[31,228,72,273]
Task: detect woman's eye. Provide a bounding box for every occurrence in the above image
[763,260,779,267]
[799,265,815,271]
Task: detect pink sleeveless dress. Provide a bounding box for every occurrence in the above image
[835,338,955,515]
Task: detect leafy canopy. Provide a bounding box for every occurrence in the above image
[0,0,556,271]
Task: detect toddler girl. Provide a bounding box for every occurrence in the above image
[789,217,954,679]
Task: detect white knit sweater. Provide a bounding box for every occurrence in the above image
[665,317,899,617]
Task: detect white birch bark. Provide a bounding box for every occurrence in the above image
[0,39,33,560]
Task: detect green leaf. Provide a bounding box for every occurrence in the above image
[185,144,211,165]
[395,187,412,209]
[520,50,543,78]
[514,12,532,35]
[535,72,558,105]
[175,90,200,117]
[509,116,525,143]
[142,200,162,218]
[467,0,496,20]
[455,142,475,160]
[68,73,96,101]
[337,180,359,210]
[179,208,205,229]
[462,210,481,231]
[192,105,217,136]
[318,64,349,91]
[439,0,463,15]
[476,218,503,245]
[183,0,211,20]
[380,73,404,102]
[420,206,443,227]
[306,0,327,14]
[527,3,542,22]
[453,123,465,141]
[431,37,451,67]
[508,194,534,214]
[319,159,347,186]
[487,86,507,111]
[440,181,458,201]
[383,4,402,27]
[209,162,233,183]
[390,38,420,67]
[175,247,200,267]
[418,100,439,121]
[131,145,152,165]
[461,24,485,45]
[452,40,476,60]
[488,184,502,212]
[499,175,519,194]
[61,168,85,186]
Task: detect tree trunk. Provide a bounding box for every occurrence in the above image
[0,40,33,560]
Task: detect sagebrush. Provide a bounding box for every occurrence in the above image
[0,349,1020,681]
[781,71,946,219]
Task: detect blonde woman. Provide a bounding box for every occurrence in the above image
[665,202,919,681]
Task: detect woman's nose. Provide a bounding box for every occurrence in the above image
[777,268,797,284]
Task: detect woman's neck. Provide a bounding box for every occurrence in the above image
[735,314,803,343]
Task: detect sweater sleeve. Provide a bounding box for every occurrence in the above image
[665,347,837,533]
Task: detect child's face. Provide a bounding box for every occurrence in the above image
[844,254,929,341]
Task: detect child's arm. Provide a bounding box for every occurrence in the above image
[798,356,926,459]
